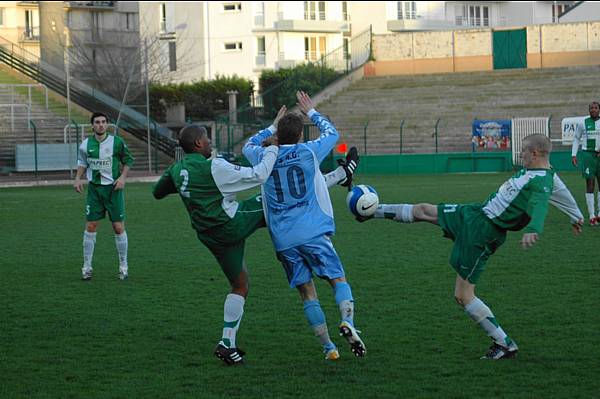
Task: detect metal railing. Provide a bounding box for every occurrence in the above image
[0,83,48,109]
[0,34,177,160]
[0,103,30,130]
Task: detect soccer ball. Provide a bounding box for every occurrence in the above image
[346,185,379,217]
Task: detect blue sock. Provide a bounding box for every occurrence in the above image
[303,300,333,349]
[334,282,354,325]
[303,300,326,327]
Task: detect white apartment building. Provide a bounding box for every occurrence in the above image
[139,1,579,88]
[139,1,349,88]
[0,1,41,57]
[351,1,577,34]
[0,1,583,92]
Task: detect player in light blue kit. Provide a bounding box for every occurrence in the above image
[243,91,364,360]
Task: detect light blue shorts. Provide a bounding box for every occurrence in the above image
[276,236,345,288]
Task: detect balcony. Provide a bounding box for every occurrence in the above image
[303,11,326,21]
[275,19,348,33]
[18,27,40,42]
[17,1,39,7]
[455,16,490,28]
[159,21,176,39]
[255,52,266,67]
[63,1,115,10]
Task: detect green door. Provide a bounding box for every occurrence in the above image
[493,29,527,69]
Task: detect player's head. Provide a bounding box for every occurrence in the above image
[521,134,551,167]
[589,102,600,119]
[277,113,303,145]
[90,112,108,135]
[179,125,211,158]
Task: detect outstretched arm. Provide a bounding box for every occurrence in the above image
[549,173,584,234]
[297,91,339,162]
[243,105,286,165]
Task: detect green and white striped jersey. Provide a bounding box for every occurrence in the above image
[152,147,278,232]
[78,134,134,185]
[571,117,600,155]
[482,168,582,234]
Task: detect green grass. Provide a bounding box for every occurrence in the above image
[1,173,599,398]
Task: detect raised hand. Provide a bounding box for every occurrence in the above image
[273,105,287,127]
[296,91,314,115]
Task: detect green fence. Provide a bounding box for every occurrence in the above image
[331,151,574,175]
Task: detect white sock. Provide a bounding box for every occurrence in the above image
[115,232,128,272]
[82,231,96,272]
[585,193,595,219]
[596,192,600,217]
[323,166,346,188]
[222,293,245,348]
[313,323,334,347]
[464,297,512,346]
[374,204,414,222]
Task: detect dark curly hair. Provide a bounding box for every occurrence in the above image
[179,125,207,154]
[90,112,108,124]
[276,113,303,145]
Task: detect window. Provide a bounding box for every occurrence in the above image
[553,3,570,22]
[224,42,243,51]
[256,36,265,65]
[343,37,349,60]
[125,12,136,31]
[397,1,416,20]
[467,5,489,26]
[223,3,242,12]
[25,10,34,38]
[159,3,174,33]
[0,8,5,26]
[160,3,166,31]
[91,12,101,41]
[254,2,264,26]
[342,1,348,21]
[304,1,325,20]
[169,41,176,71]
[304,36,326,61]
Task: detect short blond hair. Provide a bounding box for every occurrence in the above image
[523,134,552,155]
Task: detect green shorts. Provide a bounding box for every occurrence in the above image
[197,194,266,282]
[437,203,507,284]
[578,150,600,179]
[86,183,125,222]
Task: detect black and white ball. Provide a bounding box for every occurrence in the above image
[346,185,379,217]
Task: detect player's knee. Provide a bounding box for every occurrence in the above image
[454,294,468,307]
[231,284,249,298]
[86,222,98,232]
[112,223,125,234]
[297,282,318,301]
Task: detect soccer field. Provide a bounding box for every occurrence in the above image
[1,173,598,398]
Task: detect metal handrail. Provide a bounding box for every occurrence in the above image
[0,83,49,109]
[0,103,31,130]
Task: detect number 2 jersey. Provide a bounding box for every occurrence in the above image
[243,110,338,251]
[482,168,582,233]
[152,147,278,233]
